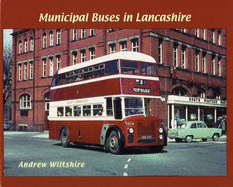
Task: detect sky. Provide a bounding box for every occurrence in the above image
[3,29,13,48]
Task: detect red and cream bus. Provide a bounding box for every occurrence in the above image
[48,51,167,154]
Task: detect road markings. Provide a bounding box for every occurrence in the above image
[123,158,132,176]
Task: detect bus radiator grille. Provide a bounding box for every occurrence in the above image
[137,122,155,139]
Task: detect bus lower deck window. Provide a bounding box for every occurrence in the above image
[74,106,81,116]
[83,105,91,116]
[65,107,72,116]
[106,98,113,116]
[93,105,103,116]
[57,107,64,116]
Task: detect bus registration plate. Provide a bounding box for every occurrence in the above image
[141,135,153,139]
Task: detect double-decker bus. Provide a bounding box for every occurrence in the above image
[48,51,167,154]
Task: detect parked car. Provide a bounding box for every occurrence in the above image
[4,121,12,130]
[168,121,222,143]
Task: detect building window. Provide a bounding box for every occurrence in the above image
[20,94,31,109]
[211,29,215,43]
[158,39,163,64]
[217,30,221,46]
[109,43,116,53]
[81,50,86,62]
[49,31,54,47]
[201,29,205,39]
[19,41,22,54]
[89,48,95,60]
[218,57,221,76]
[81,29,86,39]
[90,29,95,37]
[172,87,188,96]
[56,55,61,70]
[29,61,33,79]
[120,41,127,51]
[173,43,178,67]
[42,59,47,77]
[180,29,186,33]
[73,29,78,40]
[212,55,216,75]
[24,62,28,80]
[18,64,22,81]
[56,29,61,45]
[181,46,186,69]
[197,89,206,98]
[194,29,199,37]
[42,33,47,48]
[131,38,139,52]
[44,92,50,111]
[24,39,28,53]
[72,51,77,65]
[202,52,206,73]
[49,58,54,76]
[30,37,34,51]
[195,50,199,71]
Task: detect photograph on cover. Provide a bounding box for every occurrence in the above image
[3,28,226,177]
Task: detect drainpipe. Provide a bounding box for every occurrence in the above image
[32,29,35,129]
[13,32,17,130]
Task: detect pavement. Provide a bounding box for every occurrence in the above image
[4,130,227,142]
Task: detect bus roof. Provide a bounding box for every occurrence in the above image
[58,51,156,74]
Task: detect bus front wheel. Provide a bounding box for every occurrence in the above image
[108,131,121,154]
[60,128,70,147]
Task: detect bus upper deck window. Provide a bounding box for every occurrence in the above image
[51,75,57,86]
[121,61,138,75]
[140,63,156,76]
[105,60,119,75]
[74,69,83,81]
[84,67,93,80]
[94,64,105,77]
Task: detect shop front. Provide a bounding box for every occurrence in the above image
[167,95,226,129]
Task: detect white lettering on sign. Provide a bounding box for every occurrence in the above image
[133,88,151,93]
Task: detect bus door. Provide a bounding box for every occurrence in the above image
[114,97,122,119]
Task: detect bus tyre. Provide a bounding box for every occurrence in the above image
[60,128,70,147]
[212,134,219,141]
[108,131,121,154]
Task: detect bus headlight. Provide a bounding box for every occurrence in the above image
[128,128,134,134]
[159,128,163,133]
[159,135,163,139]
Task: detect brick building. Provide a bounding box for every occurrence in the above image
[11,29,226,131]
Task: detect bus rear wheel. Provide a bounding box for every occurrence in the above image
[108,131,121,154]
[60,128,70,147]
